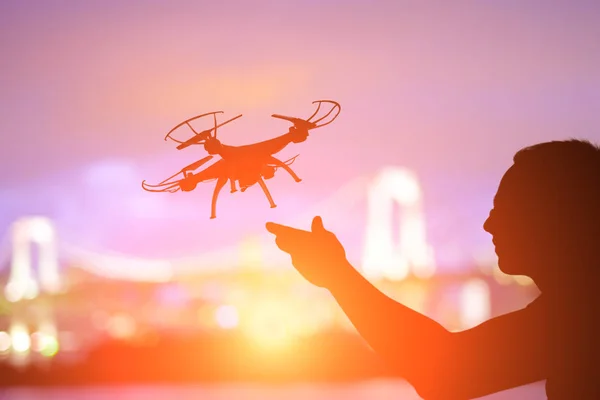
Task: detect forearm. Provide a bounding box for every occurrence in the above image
[328,262,450,380]
[328,264,548,398]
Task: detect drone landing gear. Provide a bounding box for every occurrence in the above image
[267,156,302,183]
[257,177,277,208]
[210,176,228,219]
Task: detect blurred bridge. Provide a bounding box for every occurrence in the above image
[0,166,441,292]
[0,167,537,364]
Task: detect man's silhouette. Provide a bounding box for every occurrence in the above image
[266,139,599,399]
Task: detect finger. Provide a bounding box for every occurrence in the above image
[266,222,308,236]
[265,222,284,235]
[311,216,325,233]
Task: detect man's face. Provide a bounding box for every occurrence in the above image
[483,164,558,278]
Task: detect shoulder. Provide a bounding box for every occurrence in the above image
[523,294,551,321]
[525,294,545,310]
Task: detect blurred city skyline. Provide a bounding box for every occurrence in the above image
[2,1,600,267]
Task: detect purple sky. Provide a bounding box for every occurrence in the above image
[1,1,600,270]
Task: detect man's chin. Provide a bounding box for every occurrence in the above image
[497,257,529,276]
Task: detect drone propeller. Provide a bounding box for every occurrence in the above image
[165,111,223,142]
[141,180,181,193]
[272,100,341,130]
[175,128,213,150]
[141,155,215,193]
[176,113,243,150]
[270,154,300,170]
[164,111,243,148]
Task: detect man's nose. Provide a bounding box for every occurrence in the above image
[483,214,493,234]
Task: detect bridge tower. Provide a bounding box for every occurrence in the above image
[4,216,61,302]
[361,167,436,280]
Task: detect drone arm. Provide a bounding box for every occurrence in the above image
[271,114,316,130]
[181,155,214,174]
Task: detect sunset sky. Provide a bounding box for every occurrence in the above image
[1,1,600,271]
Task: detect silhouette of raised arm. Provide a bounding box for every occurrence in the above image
[266,217,548,399]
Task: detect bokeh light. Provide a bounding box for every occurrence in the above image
[460,278,491,329]
[40,336,59,358]
[215,305,239,329]
[0,331,11,353]
[10,324,31,354]
[106,313,137,339]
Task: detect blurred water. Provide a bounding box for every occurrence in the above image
[0,380,546,400]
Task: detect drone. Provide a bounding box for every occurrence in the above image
[142,100,341,219]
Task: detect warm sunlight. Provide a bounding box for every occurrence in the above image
[3,1,598,398]
[243,299,296,351]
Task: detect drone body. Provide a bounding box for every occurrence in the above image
[142,100,340,219]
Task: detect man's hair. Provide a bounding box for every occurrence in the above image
[512,138,600,237]
[514,139,600,168]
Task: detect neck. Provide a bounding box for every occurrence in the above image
[534,269,596,299]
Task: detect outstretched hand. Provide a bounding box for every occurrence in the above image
[266,216,351,289]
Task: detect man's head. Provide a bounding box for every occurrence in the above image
[483,139,600,288]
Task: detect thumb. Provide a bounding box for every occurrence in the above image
[311,216,326,233]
